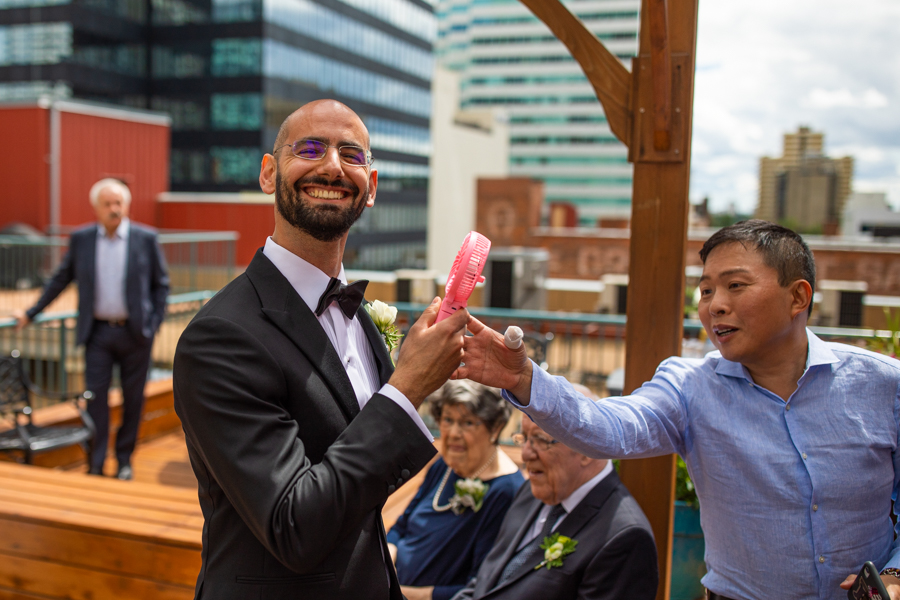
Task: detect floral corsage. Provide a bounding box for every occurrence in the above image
[534,533,578,570]
[364,300,403,352]
[449,478,489,515]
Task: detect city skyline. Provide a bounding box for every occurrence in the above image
[691,0,900,215]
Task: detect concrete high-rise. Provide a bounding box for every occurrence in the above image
[0,0,435,269]
[757,126,854,232]
[435,0,640,226]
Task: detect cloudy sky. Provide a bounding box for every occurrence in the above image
[690,0,900,214]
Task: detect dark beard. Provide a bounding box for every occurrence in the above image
[275,171,368,242]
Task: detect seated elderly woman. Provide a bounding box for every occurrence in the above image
[387,380,523,600]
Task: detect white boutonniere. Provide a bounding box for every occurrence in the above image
[534,533,578,570]
[449,478,489,515]
[364,300,403,352]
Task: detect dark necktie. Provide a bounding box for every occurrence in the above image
[495,503,567,587]
[314,277,369,320]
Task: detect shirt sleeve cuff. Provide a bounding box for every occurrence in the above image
[379,384,434,442]
[502,360,554,416]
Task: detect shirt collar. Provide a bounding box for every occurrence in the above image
[97,217,130,240]
[263,236,346,314]
[560,459,614,513]
[712,327,840,382]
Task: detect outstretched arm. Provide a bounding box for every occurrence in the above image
[454,316,533,403]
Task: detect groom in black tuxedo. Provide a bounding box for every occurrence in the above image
[173,99,469,600]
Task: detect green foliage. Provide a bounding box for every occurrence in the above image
[675,456,698,507]
[868,307,900,358]
[614,457,699,507]
[777,218,822,235]
[710,212,752,228]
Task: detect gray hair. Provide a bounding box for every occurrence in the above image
[428,380,511,442]
[89,178,132,206]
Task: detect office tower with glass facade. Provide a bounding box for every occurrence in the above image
[436,0,640,225]
[0,0,435,269]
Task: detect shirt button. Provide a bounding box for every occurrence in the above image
[812,504,818,511]
[785,404,791,411]
[802,452,808,460]
[819,556,825,563]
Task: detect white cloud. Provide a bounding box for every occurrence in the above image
[689,0,900,214]
[802,88,889,110]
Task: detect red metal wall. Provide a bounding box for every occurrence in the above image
[0,107,50,230]
[158,201,275,266]
[59,111,169,229]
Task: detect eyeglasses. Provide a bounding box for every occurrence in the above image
[512,433,560,452]
[276,139,373,167]
[439,415,483,432]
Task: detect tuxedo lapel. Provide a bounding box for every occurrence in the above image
[554,471,620,542]
[485,496,544,591]
[246,251,360,423]
[492,472,622,591]
[357,303,394,385]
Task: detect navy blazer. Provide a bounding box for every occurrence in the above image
[27,222,170,345]
[453,470,658,600]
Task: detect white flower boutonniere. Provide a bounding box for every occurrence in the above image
[364,300,403,352]
[535,533,578,570]
[449,478,489,515]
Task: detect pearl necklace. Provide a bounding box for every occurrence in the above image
[432,450,497,512]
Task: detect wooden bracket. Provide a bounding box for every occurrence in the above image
[519,0,633,148]
[629,53,691,163]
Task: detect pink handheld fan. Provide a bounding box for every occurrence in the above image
[435,231,492,323]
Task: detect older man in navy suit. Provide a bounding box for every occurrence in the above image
[15,178,169,479]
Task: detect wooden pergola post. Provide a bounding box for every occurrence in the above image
[518,1,700,598]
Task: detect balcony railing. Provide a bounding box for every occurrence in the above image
[0,291,216,405]
[0,231,238,315]
[0,296,888,413]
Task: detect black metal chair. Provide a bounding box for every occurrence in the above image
[522,331,554,371]
[0,350,95,464]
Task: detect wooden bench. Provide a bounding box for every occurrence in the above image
[0,461,201,600]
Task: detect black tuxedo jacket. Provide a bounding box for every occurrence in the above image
[454,471,658,600]
[173,250,436,600]
[27,222,169,345]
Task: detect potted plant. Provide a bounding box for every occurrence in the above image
[672,456,705,600]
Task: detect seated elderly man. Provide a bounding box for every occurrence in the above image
[452,407,658,600]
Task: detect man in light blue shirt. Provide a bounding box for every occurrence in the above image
[457,220,900,600]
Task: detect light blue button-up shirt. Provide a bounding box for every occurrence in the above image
[94,218,129,320]
[507,329,900,600]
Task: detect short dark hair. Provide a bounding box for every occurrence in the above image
[699,219,816,317]
[428,380,511,443]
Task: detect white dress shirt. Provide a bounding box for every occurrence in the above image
[518,459,615,549]
[263,237,432,441]
[94,218,129,320]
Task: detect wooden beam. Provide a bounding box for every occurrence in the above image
[520,1,699,598]
[518,0,633,147]
[648,0,673,151]
[618,2,699,600]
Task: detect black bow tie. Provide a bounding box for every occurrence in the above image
[315,277,369,320]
